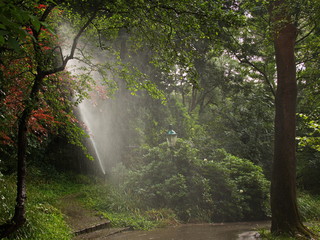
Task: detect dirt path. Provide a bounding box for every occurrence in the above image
[58,194,107,232]
[57,194,128,239]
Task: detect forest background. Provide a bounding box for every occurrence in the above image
[0,0,320,239]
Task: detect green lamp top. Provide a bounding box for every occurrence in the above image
[167,129,177,135]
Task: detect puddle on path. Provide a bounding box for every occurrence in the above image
[104,221,270,240]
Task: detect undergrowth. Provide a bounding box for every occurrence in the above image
[77,184,179,230]
[259,192,320,239]
[0,167,74,240]
[0,165,178,239]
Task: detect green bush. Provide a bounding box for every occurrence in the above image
[126,143,270,222]
[126,140,214,222]
[203,149,270,221]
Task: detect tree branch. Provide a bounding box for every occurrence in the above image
[40,4,56,22]
[224,28,276,97]
[296,25,315,44]
[236,55,276,97]
[42,10,99,76]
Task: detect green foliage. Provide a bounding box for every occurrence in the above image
[0,172,14,223]
[197,79,274,175]
[200,149,270,221]
[297,114,320,152]
[116,62,166,103]
[297,193,320,221]
[297,148,320,192]
[5,204,71,240]
[0,170,73,240]
[75,182,177,230]
[125,140,270,222]
[126,140,213,222]
[0,0,38,51]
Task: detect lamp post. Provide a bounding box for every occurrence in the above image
[166,125,177,147]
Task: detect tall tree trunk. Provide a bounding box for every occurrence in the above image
[270,0,312,237]
[0,73,44,239]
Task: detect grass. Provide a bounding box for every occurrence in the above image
[259,223,320,240]
[0,171,74,240]
[0,166,178,239]
[76,183,179,230]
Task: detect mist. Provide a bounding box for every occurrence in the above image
[63,30,144,176]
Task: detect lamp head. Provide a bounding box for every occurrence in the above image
[167,125,177,147]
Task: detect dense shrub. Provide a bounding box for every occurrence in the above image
[201,149,270,221]
[127,140,213,222]
[125,141,270,222]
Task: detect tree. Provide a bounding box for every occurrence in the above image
[210,0,319,236]
[0,2,100,237]
[269,0,313,237]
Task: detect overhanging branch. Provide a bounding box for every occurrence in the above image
[43,9,100,76]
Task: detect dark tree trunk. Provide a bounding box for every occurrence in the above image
[270,0,313,237]
[13,110,29,224]
[0,73,44,239]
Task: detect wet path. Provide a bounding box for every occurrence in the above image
[104,221,270,240]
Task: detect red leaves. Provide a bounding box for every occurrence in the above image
[0,132,14,145]
[36,4,48,9]
[28,109,61,143]
[31,109,55,122]
[94,85,108,100]
[29,111,50,141]
[0,4,78,147]
[87,85,109,106]
[25,27,33,35]
[39,42,52,51]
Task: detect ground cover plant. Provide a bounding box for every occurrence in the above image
[0,167,73,240]
[0,164,179,239]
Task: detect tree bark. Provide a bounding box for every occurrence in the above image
[270,0,312,237]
